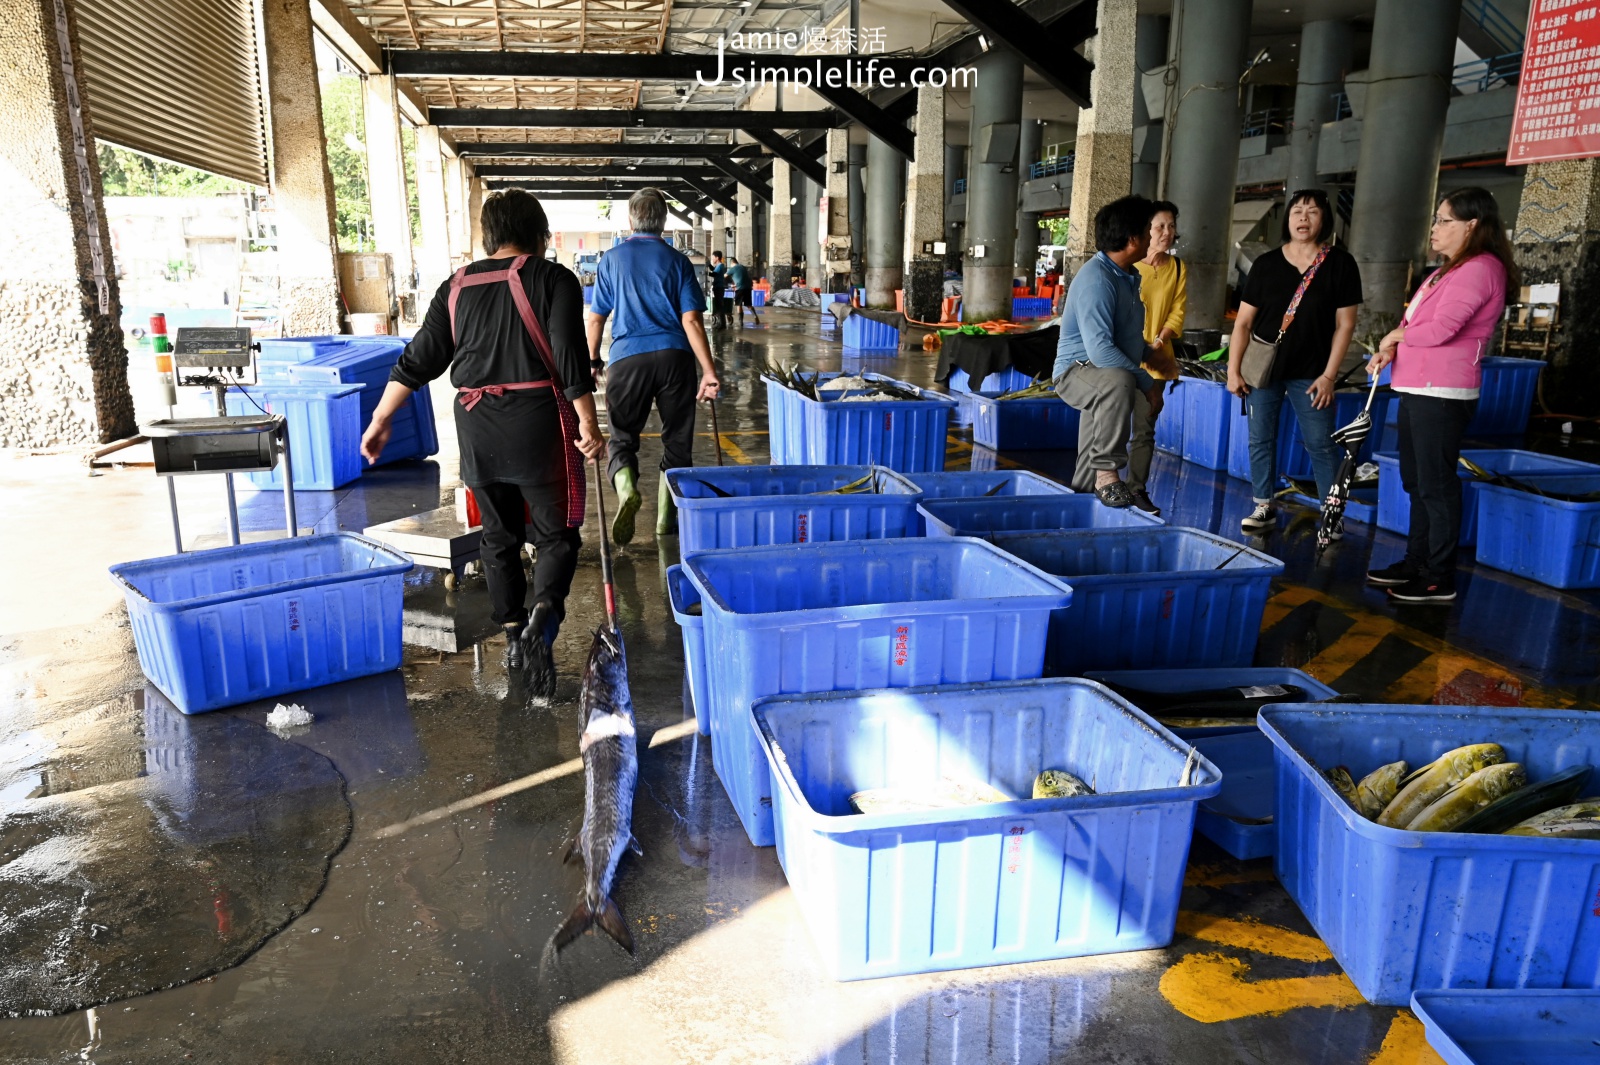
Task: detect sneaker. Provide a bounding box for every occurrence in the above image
[1387,577,1457,604]
[1241,503,1275,532]
[1129,489,1161,516]
[1367,559,1420,587]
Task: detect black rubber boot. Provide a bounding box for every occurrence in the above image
[521,601,559,701]
[503,623,526,672]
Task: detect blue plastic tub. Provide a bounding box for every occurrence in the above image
[1180,378,1232,471]
[684,538,1073,846]
[968,392,1080,450]
[666,564,710,735]
[764,377,804,463]
[991,526,1284,675]
[256,336,354,384]
[287,343,439,465]
[582,284,595,304]
[753,679,1221,980]
[842,313,899,351]
[1155,380,1185,455]
[903,469,1070,499]
[796,388,958,472]
[1280,389,1391,481]
[947,366,1034,395]
[753,289,767,307]
[665,464,922,553]
[1410,989,1600,1065]
[819,293,849,328]
[1011,296,1052,320]
[1083,666,1342,740]
[919,494,1162,539]
[1464,357,1545,436]
[222,384,364,491]
[110,533,413,714]
[1189,731,1275,860]
[1260,704,1600,1006]
[1475,473,1600,589]
[1374,449,1600,544]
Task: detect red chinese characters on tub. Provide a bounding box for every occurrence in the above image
[892,624,909,666]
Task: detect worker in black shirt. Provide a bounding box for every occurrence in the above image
[362,190,605,697]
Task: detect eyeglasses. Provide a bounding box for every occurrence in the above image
[1431,216,1462,227]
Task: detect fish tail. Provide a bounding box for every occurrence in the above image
[548,896,635,956]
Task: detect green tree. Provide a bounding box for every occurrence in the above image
[1046,217,1070,245]
[401,123,421,245]
[96,143,248,197]
[319,71,374,252]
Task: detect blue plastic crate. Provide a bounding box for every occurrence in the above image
[1155,380,1185,454]
[796,389,958,472]
[222,384,365,491]
[665,464,922,553]
[666,564,710,735]
[753,289,767,307]
[1011,296,1052,320]
[1464,357,1545,436]
[819,293,849,329]
[764,378,804,464]
[903,469,1069,499]
[919,495,1162,539]
[1475,473,1600,588]
[1280,389,1391,482]
[991,526,1283,675]
[753,679,1221,980]
[1373,449,1599,544]
[684,538,1072,846]
[1180,378,1232,471]
[286,343,439,466]
[947,366,1035,395]
[1189,731,1276,860]
[256,336,356,384]
[968,392,1080,450]
[582,284,595,304]
[110,533,413,714]
[1410,989,1600,1065]
[1260,703,1600,1006]
[842,313,899,351]
[1083,667,1342,740]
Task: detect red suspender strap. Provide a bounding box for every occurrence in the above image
[505,255,587,528]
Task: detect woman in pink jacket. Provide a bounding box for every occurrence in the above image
[1366,187,1517,604]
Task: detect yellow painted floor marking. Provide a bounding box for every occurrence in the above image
[1302,607,1394,677]
[1174,913,1333,964]
[1382,653,1476,705]
[1367,1012,1447,1065]
[1159,953,1365,1023]
[716,434,751,464]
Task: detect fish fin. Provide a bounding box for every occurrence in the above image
[628,834,645,857]
[595,896,635,955]
[548,901,594,954]
[561,835,581,865]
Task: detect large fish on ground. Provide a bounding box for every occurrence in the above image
[547,627,640,956]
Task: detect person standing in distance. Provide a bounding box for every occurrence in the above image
[587,188,721,545]
[729,256,760,326]
[709,250,730,330]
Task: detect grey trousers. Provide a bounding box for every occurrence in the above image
[1127,388,1156,494]
[1055,362,1139,492]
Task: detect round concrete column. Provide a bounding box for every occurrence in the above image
[964,48,1025,323]
[1014,118,1043,279]
[1132,14,1169,198]
[1286,19,1353,198]
[848,143,866,285]
[944,144,965,268]
[865,133,906,309]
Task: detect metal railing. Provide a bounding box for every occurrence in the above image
[1330,91,1353,121]
[1027,154,1076,179]
[1462,0,1525,54]
[1453,51,1523,93]
[1241,107,1293,138]
[953,177,966,195]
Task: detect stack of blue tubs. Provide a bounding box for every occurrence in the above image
[1374,448,1599,546]
[222,384,365,491]
[902,470,1069,533]
[1475,471,1600,588]
[286,337,438,466]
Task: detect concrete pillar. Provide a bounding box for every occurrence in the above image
[414,126,452,302]
[824,128,852,288]
[735,185,755,269]
[1286,20,1353,199]
[468,177,485,259]
[1513,160,1600,400]
[0,0,134,446]
[1162,0,1250,328]
[801,174,822,287]
[445,155,469,264]
[1066,1,1138,274]
[1131,15,1169,199]
[904,84,947,321]
[768,162,793,289]
[864,133,905,309]
[964,48,1025,323]
[1015,117,1044,279]
[261,0,340,335]
[848,143,867,286]
[944,143,965,267]
[362,74,414,303]
[1346,0,1461,323]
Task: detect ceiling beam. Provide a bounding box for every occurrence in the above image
[476,164,731,179]
[390,50,922,82]
[684,175,738,212]
[935,0,1096,108]
[707,157,773,203]
[813,85,914,159]
[431,109,840,130]
[311,0,382,74]
[480,189,711,202]
[457,141,741,159]
[741,129,825,185]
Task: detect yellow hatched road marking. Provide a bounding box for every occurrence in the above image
[1158,953,1364,1023]
[1174,912,1332,963]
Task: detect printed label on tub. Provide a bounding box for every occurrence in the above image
[1239,685,1291,698]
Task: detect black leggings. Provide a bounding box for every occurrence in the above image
[473,482,582,628]
[1397,393,1478,581]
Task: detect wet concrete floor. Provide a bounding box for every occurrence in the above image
[2,305,1598,1063]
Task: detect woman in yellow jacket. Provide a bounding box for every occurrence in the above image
[1129,200,1185,515]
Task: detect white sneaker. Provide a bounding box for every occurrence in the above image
[1241,503,1275,532]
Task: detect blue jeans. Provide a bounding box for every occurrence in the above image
[1246,379,1340,504]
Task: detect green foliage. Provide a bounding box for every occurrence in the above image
[320,72,374,252]
[96,143,248,197]
[1046,217,1070,245]
[401,123,421,246]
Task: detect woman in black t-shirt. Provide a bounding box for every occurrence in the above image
[1226,189,1362,535]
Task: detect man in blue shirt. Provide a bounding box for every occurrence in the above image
[587,189,721,543]
[1054,195,1165,507]
[728,256,759,326]
[708,250,730,329]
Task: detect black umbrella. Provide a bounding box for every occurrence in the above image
[1316,377,1381,559]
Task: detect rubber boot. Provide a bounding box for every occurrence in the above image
[503,623,525,671]
[656,474,678,537]
[611,466,641,545]
[520,601,558,701]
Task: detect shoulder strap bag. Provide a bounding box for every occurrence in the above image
[1240,244,1329,388]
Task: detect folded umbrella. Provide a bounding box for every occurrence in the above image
[1316,376,1381,560]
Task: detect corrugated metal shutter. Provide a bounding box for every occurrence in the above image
[75,0,269,186]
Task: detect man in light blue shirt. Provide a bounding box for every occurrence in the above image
[1054,195,1166,507]
[587,188,720,543]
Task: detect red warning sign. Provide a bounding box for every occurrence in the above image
[1508,0,1600,164]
